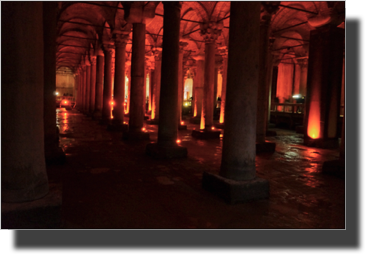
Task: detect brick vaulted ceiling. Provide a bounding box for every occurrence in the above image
[56,1,345,73]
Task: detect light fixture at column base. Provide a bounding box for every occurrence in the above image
[202,172,269,204]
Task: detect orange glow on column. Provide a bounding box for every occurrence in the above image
[193,107,197,117]
[176,139,181,144]
[200,108,205,130]
[219,110,224,124]
[307,101,320,139]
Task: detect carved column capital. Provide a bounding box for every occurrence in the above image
[113,31,129,47]
[200,21,223,43]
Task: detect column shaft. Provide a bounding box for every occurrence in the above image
[193,59,204,118]
[85,64,91,113]
[2,2,49,202]
[102,47,113,120]
[178,49,184,124]
[89,56,97,113]
[151,53,162,120]
[129,23,146,131]
[219,55,228,123]
[203,42,216,130]
[94,53,104,118]
[113,38,127,124]
[220,1,260,180]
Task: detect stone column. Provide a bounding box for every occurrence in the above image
[75,71,81,110]
[101,44,114,122]
[2,2,49,202]
[299,58,308,96]
[190,55,204,123]
[202,1,268,204]
[256,15,276,152]
[42,1,65,164]
[178,41,188,130]
[218,48,228,125]
[110,32,128,127]
[89,55,97,114]
[146,1,187,159]
[80,62,87,112]
[123,23,150,140]
[85,58,91,114]
[191,22,222,138]
[304,25,344,148]
[93,49,104,119]
[149,67,154,114]
[150,49,162,122]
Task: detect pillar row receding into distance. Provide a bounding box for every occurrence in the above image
[85,57,91,114]
[190,55,204,124]
[146,1,187,159]
[178,41,188,130]
[202,1,269,204]
[218,47,228,125]
[149,49,162,123]
[89,55,97,114]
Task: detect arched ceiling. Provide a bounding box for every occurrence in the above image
[55,1,345,73]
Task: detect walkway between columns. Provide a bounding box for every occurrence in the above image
[2,108,344,229]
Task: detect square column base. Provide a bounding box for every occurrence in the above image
[178,124,187,130]
[146,143,188,159]
[266,130,277,137]
[256,141,276,154]
[304,138,339,149]
[191,129,222,139]
[202,172,269,204]
[122,131,150,141]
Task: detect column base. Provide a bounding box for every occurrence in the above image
[322,159,345,179]
[106,123,129,132]
[146,119,159,125]
[1,182,62,228]
[256,141,276,154]
[146,143,188,159]
[189,116,201,124]
[98,118,112,125]
[191,129,222,139]
[202,172,269,204]
[122,131,150,141]
[295,126,304,134]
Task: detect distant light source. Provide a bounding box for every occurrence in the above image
[211,126,215,130]
[181,121,184,125]
[55,92,59,96]
[292,94,302,99]
[110,101,114,105]
[142,127,146,132]
[176,139,181,144]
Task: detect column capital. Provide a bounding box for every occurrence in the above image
[200,21,223,43]
[90,55,97,65]
[113,31,130,47]
[153,48,162,61]
[192,54,205,61]
[179,41,188,53]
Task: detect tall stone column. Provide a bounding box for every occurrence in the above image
[218,48,228,124]
[149,49,162,122]
[93,49,104,119]
[81,62,87,112]
[85,58,91,114]
[89,55,97,114]
[299,58,308,96]
[191,22,222,139]
[146,1,187,159]
[101,44,114,122]
[190,55,204,123]
[2,2,49,202]
[109,32,128,127]
[123,23,150,140]
[149,67,154,114]
[178,41,187,129]
[304,25,344,148]
[202,1,269,204]
[256,14,276,152]
[75,70,82,110]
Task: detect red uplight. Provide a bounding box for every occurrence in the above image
[211,127,215,130]
[181,121,184,125]
[64,100,68,104]
[176,139,181,144]
[142,127,146,131]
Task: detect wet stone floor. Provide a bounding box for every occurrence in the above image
[46,108,344,229]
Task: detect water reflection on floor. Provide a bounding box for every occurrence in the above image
[50,108,345,229]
